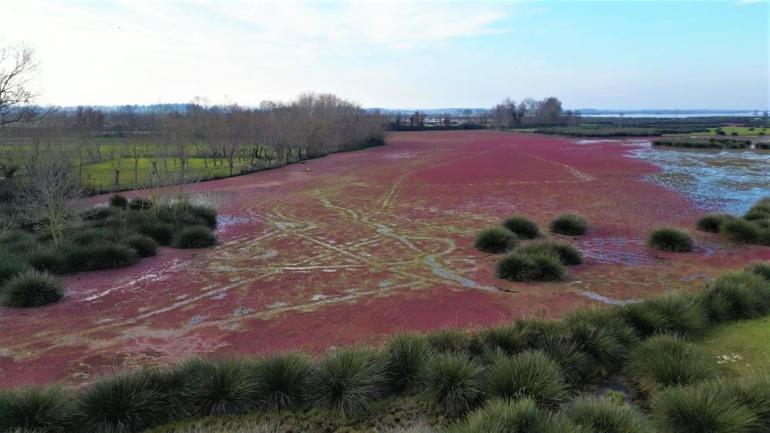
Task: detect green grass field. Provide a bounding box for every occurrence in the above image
[708,126,768,136]
[695,316,770,376]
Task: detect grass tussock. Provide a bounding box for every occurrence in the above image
[697,213,734,233]
[1,269,63,308]
[496,251,565,282]
[422,353,486,417]
[746,262,770,281]
[502,216,541,240]
[0,387,76,433]
[473,227,517,254]
[487,351,566,407]
[622,293,709,338]
[626,334,719,394]
[563,395,654,433]
[384,334,431,394]
[461,398,579,433]
[550,214,588,236]
[516,241,583,266]
[172,226,217,249]
[125,234,158,258]
[721,219,761,244]
[648,227,694,252]
[252,353,311,411]
[180,359,259,417]
[704,272,770,322]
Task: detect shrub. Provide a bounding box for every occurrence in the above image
[109,194,129,209]
[462,398,579,433]
[648,227,694,252]
[251,353,310,411]
[172,226,217,249]
[77,370,175,433]
[383,334,430,393]
[622,293,709,338]
[26,249,66,274]
[496,251,565,282]
[305,349,386,417]
[422,353,486,416]
[128,197,154,210]
[1,269,63,308]
[0,250,26,283]
[696,213,734,233]
[427,329,472,355]
[626,335,718,394]
[652,383,758,433]
[502,216,541,239]
[125,235,158,258]
[550,214,588,236]
[704,272,770,322]
[0,387,77,433]
[747,262,770,281]
[474,228,517,254]
[563,308,638,374]
[517,241,583,266]
[138,221,175,246]
[721,219,760,244]
[64,241,138,272]
[180,359,259,417]
[563,395,653,433]
[487,351,566,407]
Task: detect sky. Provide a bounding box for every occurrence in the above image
[2,0,768,109]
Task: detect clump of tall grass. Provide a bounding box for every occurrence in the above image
[622,292,709,338]
[1,269,63,308]
[109,194,129,209]
[422,353,486,416]
[26,249,66,274]
[305,349,387,417]
[721,218,761,244]
[461,398,579,433]
[0,387,77,433]
[474,227,517,254]
[747,262,770,281]
[563,308,638,376]
[478,324,528,356]
[696,213,734,233]
[172,226,217,249]
[251,353,310,411]
[0,250,27,283]
[63,241,139,271]
[496,251,565,282]
[563,395,653,433]
[502,216,541,239]
[487,351,566,407]
[517,241,583,265]
[703,271,770,322]
[648,227,694,252]
[180,359,260,417]
[426,329,472,355]
[383,334,430,394]
[550,214,588,236]
[125,234,158,258]
[626,334,718,394]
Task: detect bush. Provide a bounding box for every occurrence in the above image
[305,349,386,417]
[697,213,734,233]
[502,216,541,239]
[0,250,26,283]
[704,272,770,322]
[1,269,63,308]
[462,398,579,433]
[180,359,259,417]
[109,194,129,209]
[125,235,158,258]
[64,241,138,272]
[648,227,694,252]
[474,228,517,254]
[0,387,77,433]
[78,370,176,433]
[496,251,565,282]
[26,249,66,274]
[172,226,217,249]
[517,241,583,266]
[721,219,760,244]
[138,221,175,246]
[622,293,709,338]
[550,214,588,236]
[652,383,758,433]
[384,334,430,393]
[563,396,653,433]
[626,335,718,394]
[747,262,770,281]
[487,351,566,407]
[251,353,310,411]
[422,353,486,416]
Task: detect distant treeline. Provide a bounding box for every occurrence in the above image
[652,138,758,150]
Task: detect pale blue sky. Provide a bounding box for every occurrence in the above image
[3,0,768,109]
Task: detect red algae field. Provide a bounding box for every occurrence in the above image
[1,130,768,388]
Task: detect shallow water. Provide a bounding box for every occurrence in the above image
[630,143,770,214]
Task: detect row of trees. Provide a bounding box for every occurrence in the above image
[489,97,580,129]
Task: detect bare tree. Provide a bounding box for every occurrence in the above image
[0,45,40,126]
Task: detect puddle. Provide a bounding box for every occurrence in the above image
[630,143,770,214]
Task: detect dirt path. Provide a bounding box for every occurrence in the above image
[1,130,768,388]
